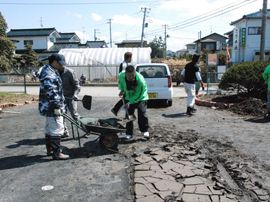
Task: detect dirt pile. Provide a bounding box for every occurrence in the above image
[200,94,267,117]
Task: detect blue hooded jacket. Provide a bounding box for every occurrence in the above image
[36,64,65,117]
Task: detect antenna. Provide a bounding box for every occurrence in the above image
[40,17,43,28]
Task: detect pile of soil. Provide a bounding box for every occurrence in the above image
[200,94,268,117]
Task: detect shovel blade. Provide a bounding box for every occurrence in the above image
[82,95,92,110]
[122,114,136,123]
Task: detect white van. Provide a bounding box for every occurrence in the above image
[135,63,173,106]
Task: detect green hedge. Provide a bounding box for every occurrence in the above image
[219,61,270,99]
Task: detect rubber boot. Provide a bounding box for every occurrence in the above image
[191,106,197,113]
[45,134,52,156]
[186,107,193,116]
[51,136,69,160]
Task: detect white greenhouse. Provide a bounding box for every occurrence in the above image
[59,47,152,82]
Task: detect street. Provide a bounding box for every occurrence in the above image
[0,94,270,201]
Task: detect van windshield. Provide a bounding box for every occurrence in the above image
[136,65,167,78]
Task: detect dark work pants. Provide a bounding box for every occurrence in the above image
[126,100,149,135]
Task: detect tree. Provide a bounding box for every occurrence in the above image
[147,36,165,58]
[20,44,39,72]
[0,12,15,72]
[200,48,212,63]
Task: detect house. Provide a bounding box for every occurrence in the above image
[193,33,227,54]
[56,32,80,43]
[225,9,270,63]
[7,28,61,55]
[166,50,175,57]
[186,43,196,54]
[175,49,187,56]
[115,40,147,47]
[86,40,108,48]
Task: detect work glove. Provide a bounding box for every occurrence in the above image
[73,94,79,101]
[124,102,130,109]
[201,83,205,90]
[54,109,62,116]
[118,91,125,98]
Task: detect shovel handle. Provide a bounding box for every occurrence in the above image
[65,97,82,101]
[121,98,130,118]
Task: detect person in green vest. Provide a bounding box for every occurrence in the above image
[118,65,149,139]
[263,63,270,118]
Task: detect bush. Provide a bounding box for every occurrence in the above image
[186,54,193,61]
[218,53,227,65]
[219,61,270,99]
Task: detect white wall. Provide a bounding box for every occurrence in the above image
[9,36,48,50]
[232,18,270,62]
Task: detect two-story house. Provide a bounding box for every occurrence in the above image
[194,33,227,54]
[7,28,61,56]
[186,43,196,54]
[225,9,270,63]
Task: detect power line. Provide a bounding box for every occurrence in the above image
[142,0,257,37]
[143,0,250,36]
[0,1,166,5]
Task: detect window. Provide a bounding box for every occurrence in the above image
[248,27,261,35]
[24,40,33,45]
[50,37,55,42]
[206,43,215,50]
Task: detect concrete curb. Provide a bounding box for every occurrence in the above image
[0,99,39,109]
[195,94,234,108]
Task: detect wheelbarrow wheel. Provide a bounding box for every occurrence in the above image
[99,133,118,149]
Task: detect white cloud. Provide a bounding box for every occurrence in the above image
[92,13,102,21]
[74,13,82,18]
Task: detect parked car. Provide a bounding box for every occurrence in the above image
[135,63,173,106]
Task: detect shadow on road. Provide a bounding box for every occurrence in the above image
[162,113,187,118]
[6,138,45,149]
[244,118,270,123]
[0,155,48,171]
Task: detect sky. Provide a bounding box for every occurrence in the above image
[0,0,268,52]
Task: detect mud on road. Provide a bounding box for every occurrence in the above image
[0,97,270,202]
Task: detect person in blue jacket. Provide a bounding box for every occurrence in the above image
[37,53,69,160]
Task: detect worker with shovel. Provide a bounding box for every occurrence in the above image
[59,55,81,138]
[36,53,69,160]
[118,65,149,139]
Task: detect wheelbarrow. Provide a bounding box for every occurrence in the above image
[62,95,126,149]
[63,114,126,149]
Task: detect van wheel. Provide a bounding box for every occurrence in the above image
[168,100,172,107]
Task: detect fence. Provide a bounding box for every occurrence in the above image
[0,74,26,93]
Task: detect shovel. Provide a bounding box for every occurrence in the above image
[65,95,92,110]
[121,98,136,123]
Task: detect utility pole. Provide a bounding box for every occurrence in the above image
[94,29,100,41]
[163,24,169,57]
[82,27,85,44]
[140,7,150,47]
[260,0,268,61]
[107,19,113,48]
